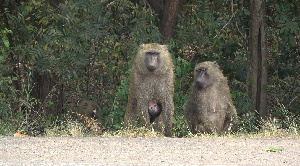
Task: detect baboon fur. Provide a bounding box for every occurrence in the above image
[66,98,102,133]
[77,100,99,120]
[124,43,174,137]
[185,61,238,134]
[77,100,102,133]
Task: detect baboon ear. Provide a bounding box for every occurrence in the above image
[212,61,220,69]
[161,44,168,50]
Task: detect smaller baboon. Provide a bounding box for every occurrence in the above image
[124,43,174,137]
[77,100,99,120]
[77,100,102,133]
[148,101,162,124]
[185,61,238,134]
[66,98,102,133]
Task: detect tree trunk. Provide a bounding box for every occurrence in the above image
[159,0,182,42]
[31,70,63,116]
[144,0,183,43]
[247,0,268,120]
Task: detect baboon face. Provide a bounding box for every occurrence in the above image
[135,43,169,74]
[195,67,210,89]
[144,51,161,72]
[148,101,162,123]
[79,100,99,120]
[194,62,220,89]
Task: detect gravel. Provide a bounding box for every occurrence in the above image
[0,136,300,165]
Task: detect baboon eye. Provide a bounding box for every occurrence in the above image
[197,68,206,72]
[146,51,160,55]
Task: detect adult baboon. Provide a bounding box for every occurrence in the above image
[184,61,238,134]
[148,101,162,124]
[124,43,174,137]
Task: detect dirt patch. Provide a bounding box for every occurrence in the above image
[0,137,299,165]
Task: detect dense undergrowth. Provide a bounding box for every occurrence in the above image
[0,0,299,137]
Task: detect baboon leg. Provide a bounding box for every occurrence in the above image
[195,124,206,134]
[162,100,173,137]
[222,116,231,133]
[223,104,238,133]
[185,104,198,134]
[153,115,165,134]
[164,116,172,137]
[230,112,239,133]
[124,99,138,128]
[137,99,151,127]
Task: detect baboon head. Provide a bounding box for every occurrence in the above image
[194,61,221,89]
[144,51,161,72]
[135,43,169,74]
[78,100,99,120]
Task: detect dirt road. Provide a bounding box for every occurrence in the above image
[0,136,299,165]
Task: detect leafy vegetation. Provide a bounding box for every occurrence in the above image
[0,0,299,137]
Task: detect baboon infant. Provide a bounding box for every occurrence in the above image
[124,43,174,137]
[185,61,238,134]
[148,101,162,124]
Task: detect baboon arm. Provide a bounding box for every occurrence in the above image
[124,72,138,128]
[223,103,238,133]
[222,116,231,133]
[229,104,239,133]
[163,98,174,137]
[185,100,197,132]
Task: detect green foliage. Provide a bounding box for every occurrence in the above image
[0,27,30,135]
[24,0,161,131]
[272,103,300,131]
[171,50,192,137]
[274,3,299,45]
[267,2,299,79]
[268,76,300,116]
[231,80,252,116]
[238,112,258,133]
[267,3,299,115]
[0,0,299,137]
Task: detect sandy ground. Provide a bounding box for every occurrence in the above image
[0,136,300,165]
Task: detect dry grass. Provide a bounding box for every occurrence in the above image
[45,112,103,137]
[103,126,164,138]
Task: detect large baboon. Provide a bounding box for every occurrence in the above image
[185,61,238,134]
[124,43,174,137]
